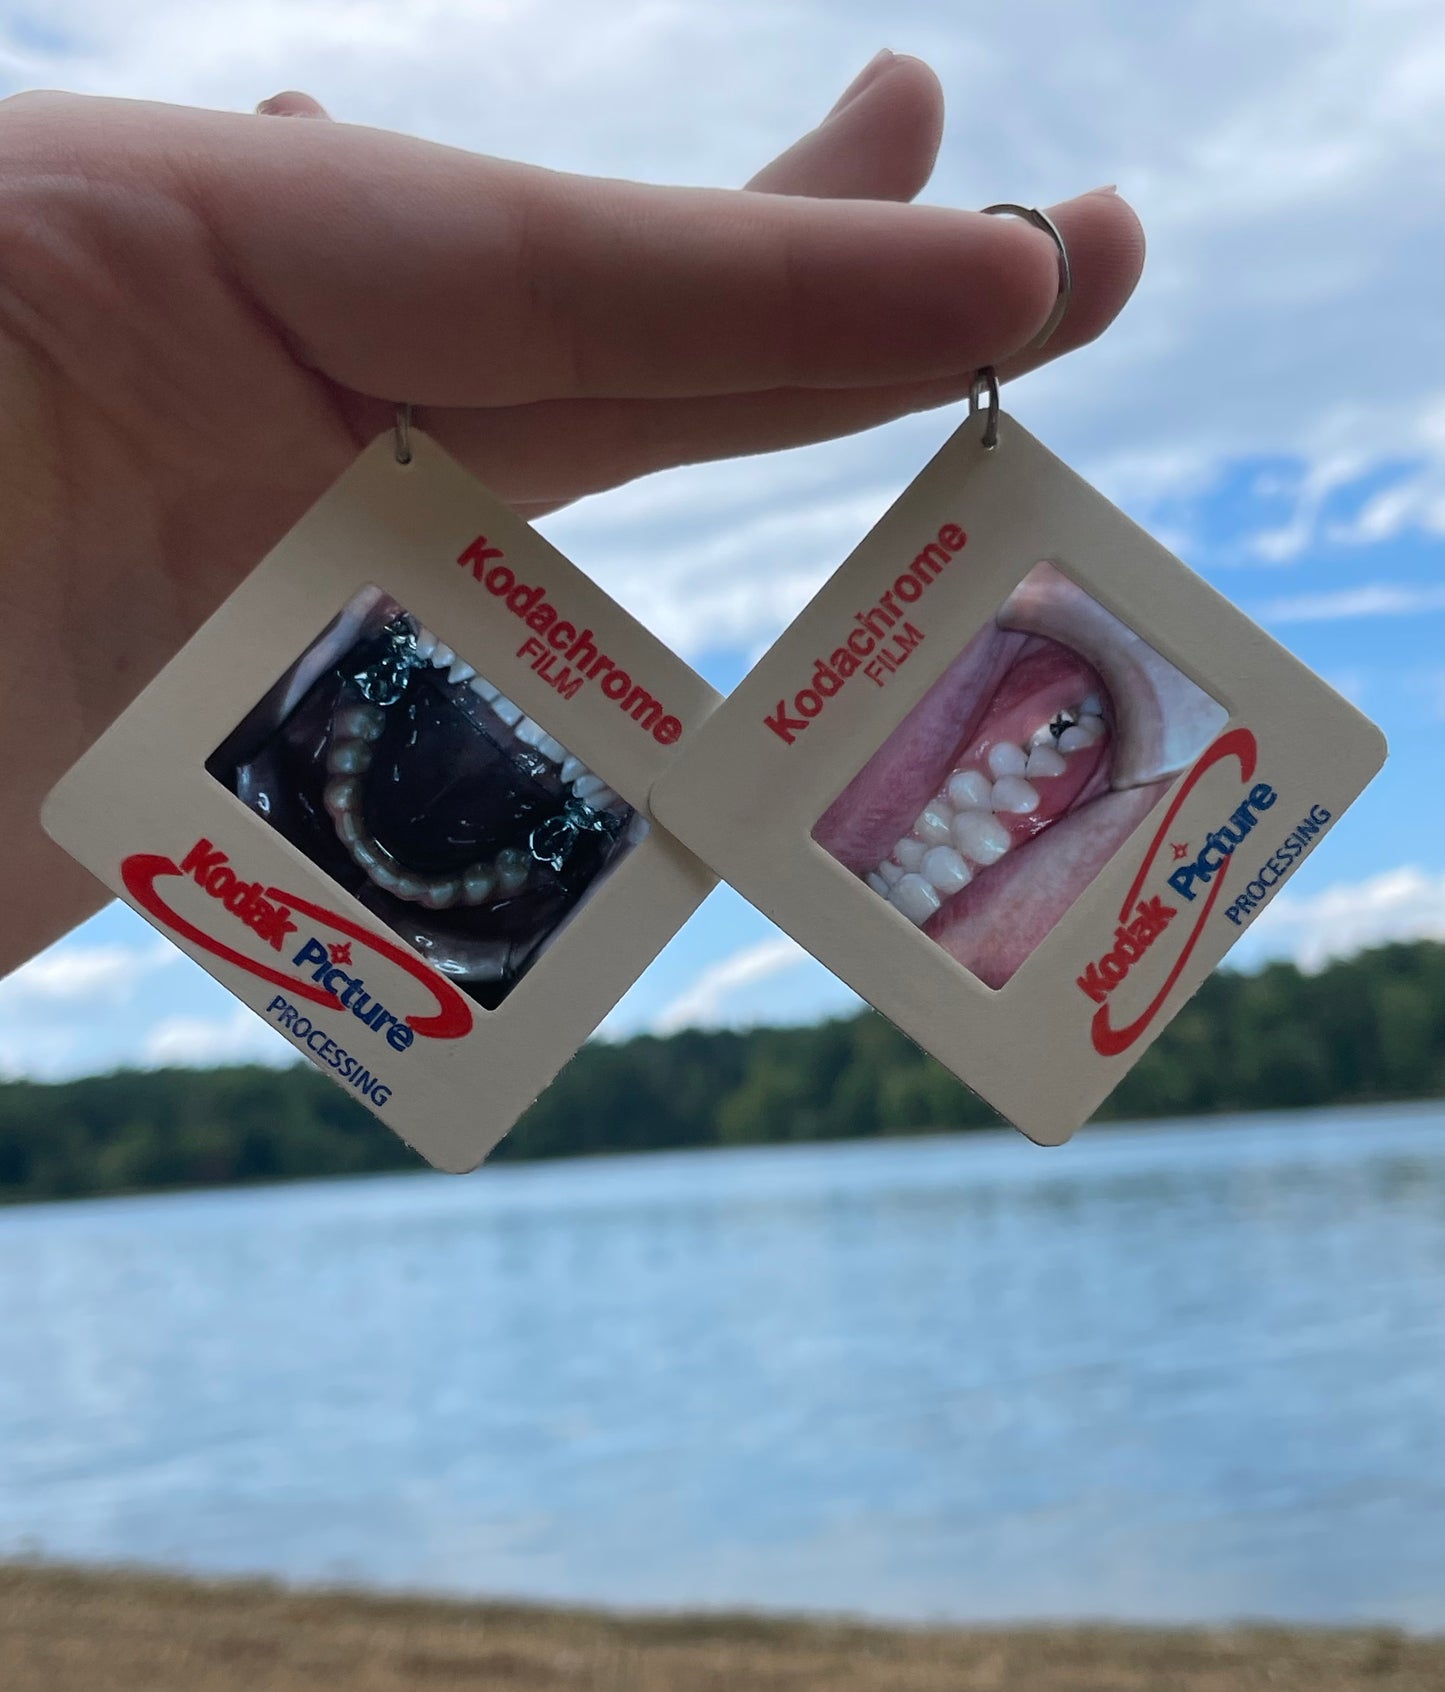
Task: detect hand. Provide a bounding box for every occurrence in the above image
[0,61,1143,972]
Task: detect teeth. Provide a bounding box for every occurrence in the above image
[323,776,360,817]
[419,878,462,911]
[588,786,622,812]
[561,755,589,784]
[986,742,1027,778]
[626,812,651,846]
[447,658,475,685]
[914,803,954,847]
[327,739,371,776]
[952,810,1011,865]
[413,628,438,661]
[1024,745,1067,779]
[1058,722,1100,753]
[461,864,496,904]
[893,836,926,872]
[491,696,523,727]
[349,838,384,877]
[469,675,499,704]
[572,772,608,800]
[920,845,972,896]
[888,873,942,926]
[946,769,993,810]
[430,642,454,670]
[1080,694,1103,718]
[865,717,1076,910]
[1074,712,1106,739]
[514,714,565,761]
[364,858,400,894]
[495,848,531,896]
[335,704,385,742]
[991,775,1040,815]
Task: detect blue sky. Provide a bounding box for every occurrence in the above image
[1,0,1441,1077]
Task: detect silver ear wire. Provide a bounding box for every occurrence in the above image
[969,367,1000,452]
[981,204,1073,351]
[970,205,1074,452]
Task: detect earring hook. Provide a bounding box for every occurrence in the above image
[968,204,1074,451]
[981,203,1073,350]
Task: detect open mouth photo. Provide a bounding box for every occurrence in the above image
[812,562,1228,989]
[208,587,648,1009]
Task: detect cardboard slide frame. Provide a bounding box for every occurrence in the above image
[651,414,1387,1144]
[44,433,719,1172]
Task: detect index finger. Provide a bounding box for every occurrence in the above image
[26,95,1073,407]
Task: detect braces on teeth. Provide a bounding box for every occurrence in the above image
[322,615,625,909]
[867,695,1107,926]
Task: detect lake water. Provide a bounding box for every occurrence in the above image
[1,1103,1443,1628]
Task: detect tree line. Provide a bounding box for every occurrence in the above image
[2,940,1443,1203]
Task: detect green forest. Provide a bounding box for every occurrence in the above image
[2,940,1444,1204]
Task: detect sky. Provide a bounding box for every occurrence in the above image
[0,0,1442,1078]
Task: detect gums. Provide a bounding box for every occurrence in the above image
[208,591,645,1008]
[813,562,1228,988]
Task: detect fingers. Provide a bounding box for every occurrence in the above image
[746,51,944,203]
[243,73,1134,401]
[24,93,1053,407]
[209,127,1057,406]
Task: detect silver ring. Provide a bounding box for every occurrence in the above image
[969,367,1000,451]
[981,203,1072,350]
[394,402,413,465]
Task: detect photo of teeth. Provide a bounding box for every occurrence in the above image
[208,588,647,1009]
[864,694,1109,926]
[814,562,1228,989]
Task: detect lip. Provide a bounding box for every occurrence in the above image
[812,562,1228,987]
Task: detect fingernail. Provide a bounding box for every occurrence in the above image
[827,49,895,117]
[1086,183,1118,196]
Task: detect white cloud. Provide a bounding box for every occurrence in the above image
[1241,865,1445,974]
[653,936,811,1033]
[142,1006,297,1067]
[1253,582,1445,625]
[0,940,177,1010]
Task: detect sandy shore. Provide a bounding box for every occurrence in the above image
[3,1564,1443,1691]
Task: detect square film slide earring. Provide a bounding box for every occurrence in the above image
[651,208,1388,1146]
[43,410,719,1172]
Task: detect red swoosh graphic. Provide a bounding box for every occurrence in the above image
[1091,727,1257,1057]
[121,854,472,1040]
[272,887,471,1039]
